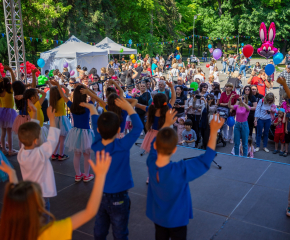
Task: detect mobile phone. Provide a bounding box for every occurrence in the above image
[196,95,201,99]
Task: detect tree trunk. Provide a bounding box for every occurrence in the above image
[217,0,222,17]
[217,41,222,50]
[282,40,287,55]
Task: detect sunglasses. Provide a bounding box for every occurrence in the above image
[225,86,232,88]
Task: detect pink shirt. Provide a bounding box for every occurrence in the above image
[234,105,250,122]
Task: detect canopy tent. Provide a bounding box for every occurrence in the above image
[40,35,108,77]
[95,37,137,55]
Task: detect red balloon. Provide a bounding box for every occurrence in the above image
[206,64,210,68]
[134,63,138,68]
[27,69,31,74]
[243,44,254,58]
[189,45,192,48]
[1,72,5,77]
[44,87,50,93]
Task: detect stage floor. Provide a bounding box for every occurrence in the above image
[1,141,290,240]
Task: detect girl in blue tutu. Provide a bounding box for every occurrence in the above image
[50,80,94,182]
[49,84,72,161]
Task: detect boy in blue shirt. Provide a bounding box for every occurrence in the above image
[80,97,143,240]
[146,110,224,240]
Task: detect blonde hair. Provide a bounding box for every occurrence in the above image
[101,67,106,73]
[264,93,275,104]
[225,82,234,88]
[231,71,239,78]
[172,63,178,69]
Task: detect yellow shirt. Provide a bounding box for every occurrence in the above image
[0,92,14,109]
[38,218,72,240]
[54,98,66,117]
[29,101,44,127]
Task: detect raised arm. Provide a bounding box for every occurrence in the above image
[167,81,176,106]
[4,66,16,83]
[108,79,124,97]
[135,103,147,112]
[228,94,235,109]
[37,89,46,105]
[50,80,69,103]
[31,69,37,88]
[126,98,138,107]
[81,87,107,109]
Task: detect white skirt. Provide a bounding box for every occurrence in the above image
[55,115,72,136]
[65,127,94,154]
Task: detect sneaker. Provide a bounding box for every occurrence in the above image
[255,147,260,152]
[224,138,229,142]
[83,174,94,182]
[51,154,58,160]
[273,150,279,154]
[284,152,288,157]
[286,207,290,217]
[146,177,149,184]
[58,154,69,161]
[229,139,234,144]
[279,151,285,156]
[75,173,84,182]
[263,148,269,153]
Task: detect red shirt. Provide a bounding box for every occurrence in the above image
[250,76,267,96]
[274,117,285,134]
[219,91,239,105]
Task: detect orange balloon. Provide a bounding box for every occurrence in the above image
[176,47,180,50]
[132,59,136,63]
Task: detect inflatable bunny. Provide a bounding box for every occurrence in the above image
[257,22,278,59]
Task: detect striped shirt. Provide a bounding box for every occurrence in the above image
[278,70,290,86]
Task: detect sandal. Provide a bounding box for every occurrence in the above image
[8,150,18,156]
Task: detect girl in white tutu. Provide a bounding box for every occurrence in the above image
[0,72,18,155]
[51,80,94,182]
[49,84,72,160]
[23,88,48,144]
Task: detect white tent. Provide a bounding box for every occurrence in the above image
[95,37,137,55]
[40,35,108,77]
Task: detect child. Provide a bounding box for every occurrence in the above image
[82,97,143,240]
[273,108,286,156]
[0,149,111,240]
[281,93,290,113]
[173,117,185,144]
[231,137,255,158]
[50,80,94,182]
[125,115,133,135]
[17,100,59,212]
[182,119,197,148]
[100,67,107,81]
[146,110,224,240]
[49,85,72,160]
[213,66,220,83]
[209,62,214,74]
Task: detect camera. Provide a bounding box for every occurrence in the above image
[196,95,201,99]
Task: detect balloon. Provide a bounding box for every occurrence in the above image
[1,72,5,77]
[63,62,68,68]
[176,47,180,51]
[242,45,254,58]
[265,64,275,76]
[120,48,124,53]
[213,49,222,60]
[137,60,141,63]
[209,48,213,53]
[273,52,284,65]
[190,82,198,91]
[227,116,235,127]
[206,64,210,68]
[70,70,75,76]
[128,39,132,45]
[208,44,212,49]
[132,59,136,63]
[130,54,135,59]
[189,45,192,48]
[37,58,45,68]
[134,63,138,68]
[176,55,180,60]
[241,43,244,46]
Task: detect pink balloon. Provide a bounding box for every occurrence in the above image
[209,48,213,53]
[70,70,75,76]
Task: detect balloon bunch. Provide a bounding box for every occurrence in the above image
[38,75,48,85]
[130,54,135,60]
[48,70,54,78]
[0,63,5,78]
[20,61,40,77]
[176,55,181,60]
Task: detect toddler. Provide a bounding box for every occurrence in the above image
[182,119,197,148]
[273,109,286,156]
[173,117,186,144]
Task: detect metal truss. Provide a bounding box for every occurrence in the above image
[3,0,26,80]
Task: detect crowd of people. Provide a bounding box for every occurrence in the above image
[1,51,290,239]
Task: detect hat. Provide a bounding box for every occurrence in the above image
[178,117,186,123]
[278,108,285,113]
[287,65,290,68]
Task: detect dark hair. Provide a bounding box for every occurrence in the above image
[127,69,133,79]
[70,85,86,115]
[0,78,12,94]
[199,83,208,93]
[156,127,178,155]
[211,82,221,97]
[146,93,169,131]
[18,122,41,147]
[97,112,120,140]
[184,119,192,126]
[175,86,184,97]
[23,88,38,103]
[49,86,61,113]
[242,85,253,99]
[106,87,117,97]
[107,94,122,123]
[206,94,215,106]
[89,68,98,76]
[12,81,26,111]
[82,66,88,71]
[45,70,49,74]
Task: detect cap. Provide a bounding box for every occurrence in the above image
[287,65,290,68]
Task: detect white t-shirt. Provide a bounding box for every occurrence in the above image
[213,71,219,83]
[209,66,214,74]
[194,74,205,82]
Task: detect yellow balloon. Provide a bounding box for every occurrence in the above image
[130,54,135,59]
[176,47,180,51]
[132,59,136,63]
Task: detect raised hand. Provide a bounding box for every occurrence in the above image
[210,113,225,132]
[14,95,23,100]
[89,150,112,176]
[79,102,95,110]
[164,109,178,127]
[166,80,173,88]
[50,79,59,86]
[47,105,55,119]
[32,68,38,74]
[114,97,131,111]
[80,88,89,95]
[27,99,37,113]
[4,65,11,71]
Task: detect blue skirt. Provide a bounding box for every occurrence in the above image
[55,115,72,136]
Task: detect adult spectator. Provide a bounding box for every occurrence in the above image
[175,77,187,96]
[194,67,205,83]
[218,82,239,143]
[159,56,165,72]
[120,56,126,64]
[242,86,257,137]
[151,59,158,75]
[177,59,185,68]
[199,82,209,98]
[165,55,172,70]
[45,70,49,78]
[227,54,235,76]
[210,82,221,104]
[254,93,275,153]
[170,63,179,84]
[206,75,214,92]
[247,70,270,96]
[154,80,171,102]
[283,51,290,66]
[155,54,160,62]
[203,51,207,62]
[134,62,143,80]
[174,86,187,117]
[277,65,290,104]
[222,54,228,74]
[191,55,198,64]
[113,58,120,75]
[251,85,264,104]
[228,71,241,93]
[239,56,247,79]
[119,65,128,86]
[137,53,142,60]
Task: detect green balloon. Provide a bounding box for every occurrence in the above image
[44,77,48,82]
[190,82,198,91]
[120,48,123,53]
[137,60,141,63]
[38,80,44,85]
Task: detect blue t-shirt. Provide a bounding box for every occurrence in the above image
[67,101,92,129]
[146,140,216,228]
[152,63,158,72]
[145,103,172,130]
[91,114,143,193]
[105,105,128,133]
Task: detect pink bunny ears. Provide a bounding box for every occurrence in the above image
[260,22,276,44]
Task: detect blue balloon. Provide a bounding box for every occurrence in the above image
[273,52,283,65]
[176,55,180,60]
[265,64,275,76]
[208,44,212,49]
[227,116,235,127]
[37,58,45,68]
[241,43,244,46]
[128,39,132,45]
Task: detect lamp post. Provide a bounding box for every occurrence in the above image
[192,14,200,56]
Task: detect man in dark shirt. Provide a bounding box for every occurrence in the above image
[135,63,143,80]
[203,51,207,62]
[119,65,127,85]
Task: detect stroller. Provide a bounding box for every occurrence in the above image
[216,107,229,147]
